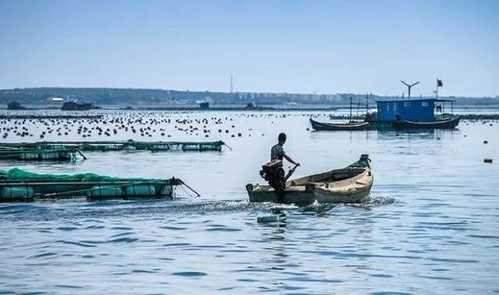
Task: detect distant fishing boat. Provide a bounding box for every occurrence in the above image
[372,79,460,130]
[310,96,371,131]
[246,155,373,205]
[373,98,460,130]
[0,168,196,203]
[309,118,370,131]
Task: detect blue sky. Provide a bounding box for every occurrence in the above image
[0,0,498,96]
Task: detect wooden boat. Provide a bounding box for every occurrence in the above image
[392,116,460,129]
[246,155,373,205]
[309,118,370,131]
[0,168,189,202]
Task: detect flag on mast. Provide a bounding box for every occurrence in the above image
[437,79,443,87]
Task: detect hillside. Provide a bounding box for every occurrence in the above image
[0,87,498,107]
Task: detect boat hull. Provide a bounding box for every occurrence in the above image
[246,155,373,205]
[247,181,372,204]
[392,116,460,129]
[309,119,370,131]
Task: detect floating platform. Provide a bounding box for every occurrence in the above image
[0,115,103,120]
[0,147,79,161]
[0,168,186,202]
[0,140,226,152]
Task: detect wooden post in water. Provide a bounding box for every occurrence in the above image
[365,94,369,119]
[349,97,353,123]
[355,97,360,119]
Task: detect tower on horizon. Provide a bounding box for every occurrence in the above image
[230,73,234,94]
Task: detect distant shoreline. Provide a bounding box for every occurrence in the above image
[1,87,498,108]
[3,104,499,112]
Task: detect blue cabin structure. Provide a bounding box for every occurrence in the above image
[376,98,452,122]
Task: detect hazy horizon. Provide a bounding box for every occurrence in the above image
[1,86,498,100]
[1,0,498,97]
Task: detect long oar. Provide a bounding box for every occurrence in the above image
[76,149,87,160]
[285,164,299,181]
[179,180,201,197]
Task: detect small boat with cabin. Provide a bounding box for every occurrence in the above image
[370,80,460,130]
[372,98,460,130]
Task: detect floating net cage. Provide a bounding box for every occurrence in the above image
[0,168,181,202]
[0,148,76,161]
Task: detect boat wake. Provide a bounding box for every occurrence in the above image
[0,194,395,222]
[0,198,256,222]
[348,194,396,210]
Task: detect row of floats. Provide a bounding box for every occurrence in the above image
[0,140,226,161]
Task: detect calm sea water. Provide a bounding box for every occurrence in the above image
[1,110,498,294]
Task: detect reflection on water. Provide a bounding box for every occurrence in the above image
[1,110,498,294]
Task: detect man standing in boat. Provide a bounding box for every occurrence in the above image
[271,133,300,167]
[261,133,300,201]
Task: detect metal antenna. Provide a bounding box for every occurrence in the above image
[401,80,420,99]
